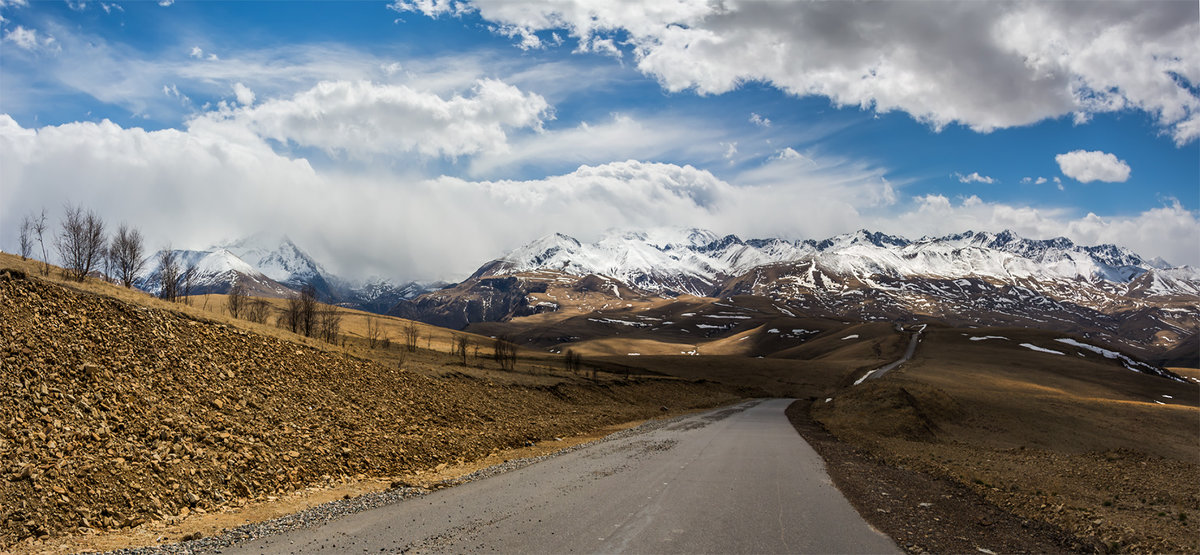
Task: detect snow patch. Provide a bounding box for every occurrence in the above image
[841,334,860,340]
[969,336,1008,341]
[1019,343,1065,355]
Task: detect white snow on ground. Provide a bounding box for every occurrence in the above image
[1155,400,1166,405]
[1053,337,1161,374]
[969,336,1008,341]
[587,318,646,327]
[1162,394,1174,399]
[627,353,641,356]
[1020,343,1065,355]
[767,328,781,333]
[792,329,817,334]
[853,371,874,385]
[706,314,752,319]
[695,324,727,329]
[841,334,860,340]
[775,305,796,317]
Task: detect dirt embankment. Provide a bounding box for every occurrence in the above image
[813,376,1199,554]
[0,269,737,549]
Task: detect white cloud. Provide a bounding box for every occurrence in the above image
[955,171,995,184]
[721,141,737,160]
[888,193,1199,266]
[398,0,1200,143]
[1055,150,1131,183]
[232,82,255,106]
[466,112,725,177]
[749,112,770,127]
[100,2,122,14]
[195,79,550,159]
[189,46,204,58]
[158,0,174,6]
[3,25,55,52]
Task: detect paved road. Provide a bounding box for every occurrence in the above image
[855,324,925,385]
[228,399,897,554]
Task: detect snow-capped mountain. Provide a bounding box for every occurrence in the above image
[134,235,437,313]
[136,248,292,297]
[220,233,333,296]
[431,227,1199,356]
[482,227,1198,298]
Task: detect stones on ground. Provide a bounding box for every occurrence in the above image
[0,273,735,549]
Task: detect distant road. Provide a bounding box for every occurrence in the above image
[856,324,925,385]
[228,399,897,554]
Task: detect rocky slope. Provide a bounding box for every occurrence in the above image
[0,266,735,548]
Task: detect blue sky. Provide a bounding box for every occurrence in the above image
[1,0,1197,279]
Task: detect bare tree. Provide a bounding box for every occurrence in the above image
[283,290,303,333]
[245,298,270,324]
[181,260,199,304]
[17,215,33,260]
[227,280,247,318]
[453,335,470,365]
[365,316,382,349]
[31,209,50,276]
[493,336,518,371]
[299,283,317,337]
[403,321,419,352]
[55,204,107,282]
[157,247,180,302]
[564,349,582,374]
[318,305,341,344]
[108,224,147,288]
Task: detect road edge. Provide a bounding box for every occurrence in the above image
[784,399,1105,554]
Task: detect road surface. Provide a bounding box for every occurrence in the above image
[855,324,925,385]
[227,399,897,554]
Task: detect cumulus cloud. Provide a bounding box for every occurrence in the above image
[231,82,255,106]
[955,172,995,184]
[749,112,770,127]
[1055,150,1131,183]
[396,0,1200,144]
[198,79,550,159]
[3,25,55,52]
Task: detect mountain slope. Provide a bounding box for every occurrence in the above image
[407,228,1199,359]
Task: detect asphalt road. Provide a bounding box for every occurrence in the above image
[227,399,897,554]
[856,324,926,385]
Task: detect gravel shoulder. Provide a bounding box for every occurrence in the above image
[785,399,1102,554]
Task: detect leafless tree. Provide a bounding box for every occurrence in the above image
[564,349,582,374]
[453,335,470,365]
[245,298,270,324]
[283,291,303,333]
[365,316,382,349]
[181,260,199,304]
[17,215,33,260]
[299,283,318,337]
[227,280,247,318]
[108,223,147,288]
[55,204,107,282]
[493,336,518,371]
[157,247,180,302]
[318,305,341,343]
[403,321,419,352]
[31,209,50,276]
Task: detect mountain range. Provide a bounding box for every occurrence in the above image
[391,227,1200,361]
[135,234,443,313]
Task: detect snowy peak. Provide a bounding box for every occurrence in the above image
[483,228,1198,298]
[219,233,327,287]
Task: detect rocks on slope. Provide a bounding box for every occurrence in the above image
[0,269,733,547]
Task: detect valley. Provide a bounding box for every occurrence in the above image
[2,224,1197,554]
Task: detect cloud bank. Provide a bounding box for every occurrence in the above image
[394,0,1200,144]
[4,114,1197,280]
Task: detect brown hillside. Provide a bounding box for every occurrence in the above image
[0,263,736,549]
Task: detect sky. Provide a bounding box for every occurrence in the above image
[1,0,1197,281]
